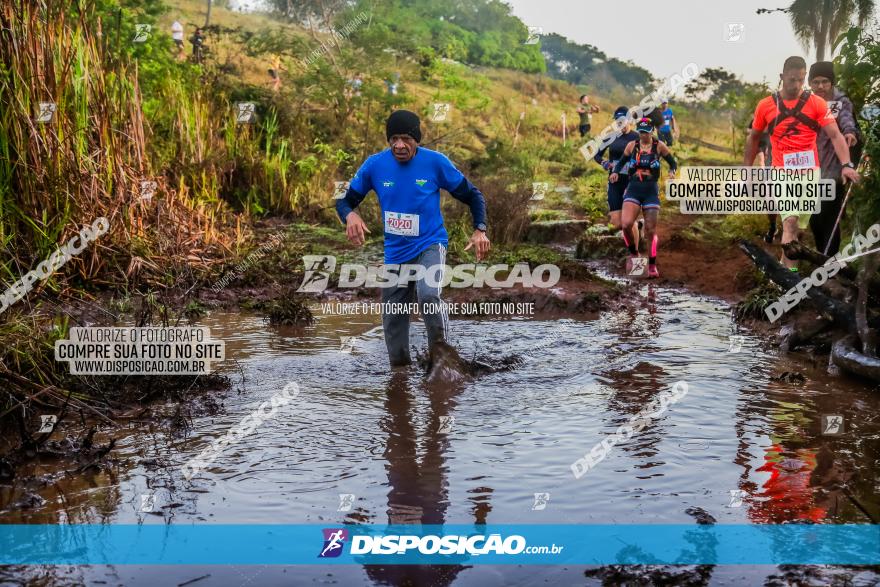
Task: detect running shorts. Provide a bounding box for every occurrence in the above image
[623,181,661,209]
[607,174,629,212]
[780,211,812,230]
[658,129,674,145]
[779,165,815,228]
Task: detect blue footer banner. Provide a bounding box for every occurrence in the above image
[1,524,878,565]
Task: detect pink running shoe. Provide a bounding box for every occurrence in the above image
[648,264,660,278]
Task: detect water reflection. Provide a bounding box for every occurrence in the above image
[2,285,880,585]
[732,365,878,525]
[362,371,472,585]
[603,361,670,469]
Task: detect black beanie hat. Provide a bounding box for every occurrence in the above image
[809,61,835,85]
[386,110,422,143]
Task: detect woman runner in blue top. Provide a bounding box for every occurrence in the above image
[609,118,677,278]
[594,106,640,253]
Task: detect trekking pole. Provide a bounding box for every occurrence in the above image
[823,152,870,256]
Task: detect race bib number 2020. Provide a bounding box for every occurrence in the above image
[384,211,420,236]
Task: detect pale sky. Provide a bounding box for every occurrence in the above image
[505,0,878,85]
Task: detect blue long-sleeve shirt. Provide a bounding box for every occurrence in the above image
[336,147,486,264]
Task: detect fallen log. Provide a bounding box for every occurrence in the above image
[856,253,880,356]
[778,316,835,352]
[782,242,880,297]
[738,239,855,327]
[831,334,880,382]
[781,242,859,281]
[679,135,734,154]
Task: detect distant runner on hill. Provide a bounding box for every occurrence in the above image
[171,20,184,59]
[594,106,640,251]
[609,117,678,278]
[744,56,860,271]
[268,55,283,92]
[190,27,205,64]
[577,95,600,138]
[658,100,677,146]
[385,72,400,96]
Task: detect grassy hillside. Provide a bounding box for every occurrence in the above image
[163,0,739,231]
[0,0,749,313]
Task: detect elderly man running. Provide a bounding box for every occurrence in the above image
[336,110,490,367]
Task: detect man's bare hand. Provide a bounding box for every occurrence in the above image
[464,229,490,261]
[345,212,370,246]
[842,166,861,184]
[844,133,858,147]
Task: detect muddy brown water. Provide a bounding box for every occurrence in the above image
[1,281,879,586]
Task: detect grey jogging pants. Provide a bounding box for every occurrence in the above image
[381,243,449,366]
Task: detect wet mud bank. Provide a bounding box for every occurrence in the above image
[2,282,878,585]
[2,218,879,586]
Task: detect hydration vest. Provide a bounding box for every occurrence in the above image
[767,90,821,137]
[630,138,661,182]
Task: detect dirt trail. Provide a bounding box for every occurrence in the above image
[653,212,755,302]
